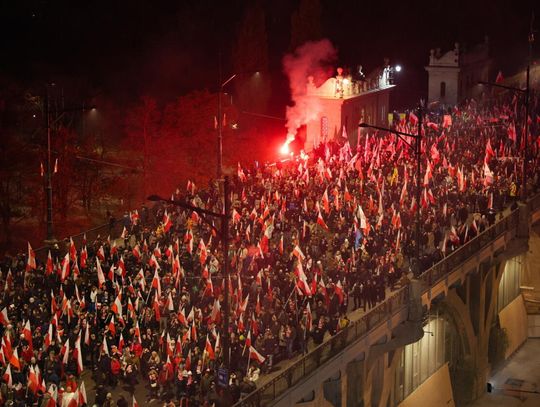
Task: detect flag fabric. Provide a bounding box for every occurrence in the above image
[249,345,266,364]
[0,308,9,326]
[96,258,106,288]
[79,381,88,405]
[317,211,329,230]
[292,245,306,261]
[26,242,36,271]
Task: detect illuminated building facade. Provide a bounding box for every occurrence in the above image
[304,66,396,152]
[425,38,493,106]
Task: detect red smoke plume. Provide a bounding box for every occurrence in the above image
[283,39,337,140]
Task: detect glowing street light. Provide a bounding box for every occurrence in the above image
[395,65,402,72]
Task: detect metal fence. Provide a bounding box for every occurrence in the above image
[235,287,409,407]
[234,197,533,407]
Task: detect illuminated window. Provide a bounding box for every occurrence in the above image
[321,116,329,139]
[440,82,446,98]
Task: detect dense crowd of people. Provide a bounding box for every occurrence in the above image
[0,93,539,406]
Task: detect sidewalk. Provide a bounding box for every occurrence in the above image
[469,339,540,407]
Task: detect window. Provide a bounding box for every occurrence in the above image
[440,81,446,98]
[321,116,329,140]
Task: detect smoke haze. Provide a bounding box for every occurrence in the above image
[283,39,337,139]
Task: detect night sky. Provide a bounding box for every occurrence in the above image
[1,0,538,109]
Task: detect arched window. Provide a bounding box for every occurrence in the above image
[440,81,446,98]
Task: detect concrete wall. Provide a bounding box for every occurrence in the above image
[528,314,540,338]
[499,294,528,358]
[398,363,455,407]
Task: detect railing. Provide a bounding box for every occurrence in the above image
[235,287,409,407]
[234,200,530,406]
[418,207,520,288]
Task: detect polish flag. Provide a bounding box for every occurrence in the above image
[153,293,161,321]
[118,333,125,353]
[409,112,418,126]
[199,239,208,265]
[400,179,408,205]
[69,237,77,260]
[152,268,161,296]
[317,211,329,230]
[46,250,54,275]
[132,244,141,261]
[209,299,221,325]
[249,345,266,364]
[292,245,305,261]
[96,258,106,288]
[97,245,105,261]
[117,256,126,277]
[306,302,313,331]
[108,315,116,336]
[296,263,312,296]
[44,323,54,349]
[184,228,193,254]
[22,320,32,350]
[61,339,70,366]
[101,336,109,356]
[9,348,20,370]
[75,336,84,374]
[483,162,494,186]
[132,395,139,407]
[111,294,123,317]
[442,114,452,129]
[334,280,344,304]
[322,188,330,214]
[28,365,39,393]
[232,208,241,224]
[485,138,495,163]
[80,246,88,269]
[177,308,188,326]
[3,364,12,387]
[26,242,36,271]
[134,321,141,342]
[84,323,90,346]
[205,335,215,360]
[162,211,172,233]
[79,381,88,405]
[0,307,9,326]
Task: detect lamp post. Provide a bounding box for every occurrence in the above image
[44,87,55,245]
[217,74,237,179]
[359,103,423,275]
[42,84,96,246]
[148,175,232,377]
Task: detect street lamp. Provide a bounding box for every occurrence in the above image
[42,83,97,246]
[148,175,232,384]
[359,103,423,275]
[217,74,237,179]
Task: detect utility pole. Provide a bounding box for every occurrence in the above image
[221,176,231,370]
[44,87,56,245]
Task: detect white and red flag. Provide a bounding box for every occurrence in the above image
[27,242,36,271]
[249,345,266,364]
